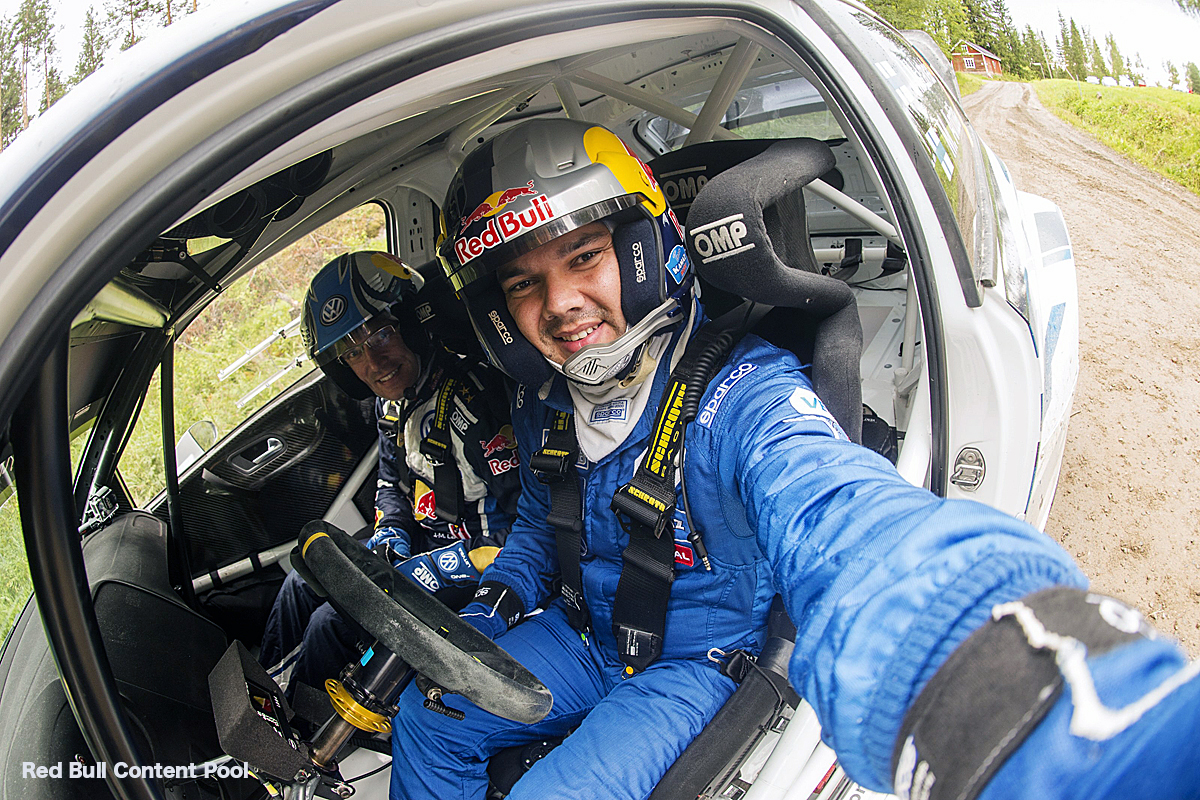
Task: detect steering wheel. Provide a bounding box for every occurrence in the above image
[297,521,552,724]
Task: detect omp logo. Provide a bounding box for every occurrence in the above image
[411,562,440,593]
[661,166,708,205]
[415,302,434,323]
[690,214,754,264]
[632,241,646,283]
[488,310,513,345]
[320,295,347,325]
[449,409,469,434]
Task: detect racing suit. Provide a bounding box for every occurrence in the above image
[389,324,1200,800]
[260,355,520,694]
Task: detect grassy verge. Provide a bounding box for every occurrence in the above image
[1034,80,1200,196]
[956,72,984,97]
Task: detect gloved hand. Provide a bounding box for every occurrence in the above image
[366,525,410,568]
[395,541,483,597]
[457,600,508,640]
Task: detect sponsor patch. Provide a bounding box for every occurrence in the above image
[413,479,437,521]
[665,244,689,284]
[674,542,695,568]
[590,398,629,424]
[488,453,520,476]
[698,363,757,428]
[481,424,517,457]
[488,310,514,345]
[437,549,460,572]
[447,523,470,541]
[450,409,469,434]
[411,562,441,593]
[690,213,754,265]
[455,194,556,264]
[787,387,847,439]
[320,295,347,326]
[632,241,646,283]
[415,301,434,323]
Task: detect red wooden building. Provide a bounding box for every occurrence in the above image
[950,41,1002,76]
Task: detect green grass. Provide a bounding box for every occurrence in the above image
[1034,80,1200,197]
[956,72,984,97]
[0,204,386,640]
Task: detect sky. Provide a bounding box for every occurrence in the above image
[4,0,1200,95]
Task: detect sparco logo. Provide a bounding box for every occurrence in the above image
[632,241,646,283]
[690,213,753,264]
[320,295,347,325]
[488,310,513,345]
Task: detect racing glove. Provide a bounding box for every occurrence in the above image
[366,525,410,567]
[894,587,1200,800]
[458,581,526,640]
[395,541,483,595]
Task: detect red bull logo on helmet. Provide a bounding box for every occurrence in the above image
[459,181,539,232]
[480,424,517,458]
[454,194,556,265]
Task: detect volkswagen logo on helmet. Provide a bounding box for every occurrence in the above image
[321,295,347,326]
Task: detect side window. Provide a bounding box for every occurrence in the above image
[119,203,388,507]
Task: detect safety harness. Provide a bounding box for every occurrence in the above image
[529,306,760,674]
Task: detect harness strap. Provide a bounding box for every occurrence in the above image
[610,306,760,674]
[420,371,464,524]
[530,410,591,635]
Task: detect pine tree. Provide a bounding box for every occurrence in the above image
[1166,59,1180,87]
[15,0,51,131]
[72,7,108,84]
[39,63,65,112]
[0,18,17,149]
[1089,37,1107,79]
[1187,62,1200,93]
[1066,18,1087,80]
[105,0,161,51]
[161,0,190,26]
[1105,34,1123,82]
[1176,0,1200,14]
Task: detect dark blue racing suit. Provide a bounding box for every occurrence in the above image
[260,357,519,694]
[389,324,1200,800]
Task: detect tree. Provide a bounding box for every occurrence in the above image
[1166,59,1180,87]
[1187,62,1200,93]
[1176,0,1200,14]
[1065,18,1087,80]
[0,17,19,149]
[72,7,108,84]
[922,0,968,56]
[14,0,51,131]
[1129,53,1146,86]
[161,0,190,26]
[39,63,65,112]
[1105,34,1123,81]
[1089,36,1107,79]
[105,0,161,51]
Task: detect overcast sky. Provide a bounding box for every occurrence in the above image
[4,0,1200,93]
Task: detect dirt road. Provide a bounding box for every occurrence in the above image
[961,81,1200,655]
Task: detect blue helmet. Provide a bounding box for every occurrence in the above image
[301,251,425,398]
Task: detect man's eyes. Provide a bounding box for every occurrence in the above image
[503,277,535,296]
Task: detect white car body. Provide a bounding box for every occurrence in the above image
[0,1,1077,798]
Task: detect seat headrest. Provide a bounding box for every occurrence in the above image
[681,139,855,316]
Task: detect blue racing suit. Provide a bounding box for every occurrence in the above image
[260,355,519,694]
[390,330,1200,800]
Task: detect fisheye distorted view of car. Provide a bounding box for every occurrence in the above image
[0,2,1093,800]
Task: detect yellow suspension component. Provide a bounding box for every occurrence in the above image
[325,678,391,733]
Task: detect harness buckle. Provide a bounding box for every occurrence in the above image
[529,448,572,483]
[616,624,662,672]
[611,482,673,538]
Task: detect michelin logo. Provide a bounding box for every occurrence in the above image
[698,363,756,427]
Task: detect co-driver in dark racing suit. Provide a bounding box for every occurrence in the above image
[388,120,1200,800]
[259,251,519,696]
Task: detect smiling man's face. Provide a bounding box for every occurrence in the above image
[343,316,420,401]
[496,222,628,365]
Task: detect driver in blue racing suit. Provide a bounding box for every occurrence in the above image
[260,252,519,697]
[388,120,1200,800]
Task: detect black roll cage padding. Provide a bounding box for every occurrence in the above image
[12,335,164,800]
[159,341,198,610]
[297,521,553,724]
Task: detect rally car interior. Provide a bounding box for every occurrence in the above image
[1,19,944,800]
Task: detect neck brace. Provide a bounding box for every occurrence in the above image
[567,299,697,463]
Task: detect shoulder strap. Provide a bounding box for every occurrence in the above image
[419,358,466,524]
[529,409,592,636]
[610,304,764,673]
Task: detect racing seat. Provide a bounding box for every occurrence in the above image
[650,137,864,444]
